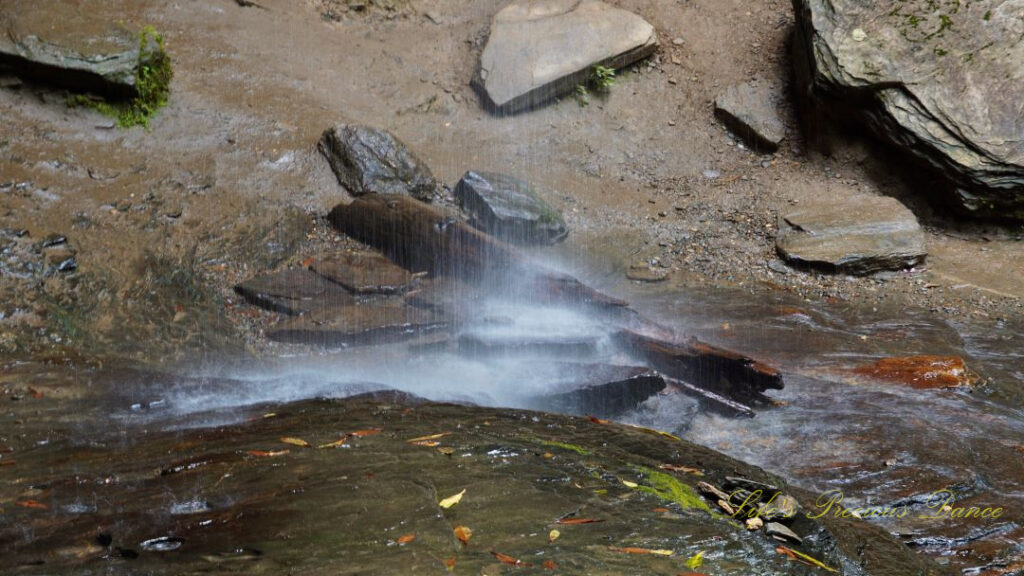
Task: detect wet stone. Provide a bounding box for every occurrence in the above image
[714,79,786,152]
[318,124,437,201]
[532,364,667,418]
[267,304,447,346]
[457,333,601,358]
[234,268,354,316]
[758,494,800,523]
[454,171,568,245]
[310,252,418,294]
[626,263,669,282]
[852,355,975,390]
[764,521,803,545]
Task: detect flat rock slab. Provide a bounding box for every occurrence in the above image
[0,2,157,97]
[267,304,447,346]
[234,268,354,315]
[318,124,437,201]
[792,0,1024,219]
[454,171,567,245]
[714,79,786,152]
[311,252,418,294]
[474,0,658,113]
[852,355,975,390]
[775,194,926,275]
[533,363,667,417]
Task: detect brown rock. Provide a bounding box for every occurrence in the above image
[267,304,447,346]
[311,252,417,294]
[853,355,976,389]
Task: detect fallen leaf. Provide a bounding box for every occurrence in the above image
[15,500,47,510]
[609,546,673,556]
[0,460,15,467]
[542,452,555,459]
[659,464,704,476]
[397,533,416,544]
[548,529,560,542]
[317,438,349,449]
[454,525,472,545]
[300,257,315,268]
[444,556,456,571]
[280,437,310,448]
[348,429,381,438]
[556,517,604,525]
[439,489,466,509]
[491,551,532,567]
[245,449,290,457]
[677,573,710,576]
[651,507,669,513]
[588,415,610,424]
[410,440,440,447]
[543,560,559,570]
[407,432,451,443]
[685,550,705,569]
[776,546,838,572]
[622,480,639,488]
[437,446,455,455]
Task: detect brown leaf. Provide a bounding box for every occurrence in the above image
[317,438,348,449]
[15,500,47,510]
[301,257,315,268]
[587,415,610,424]
[651,507,670,513]
[444,556,456,571]
[348,429,381,438]
[0,460,15,467]
[437,447,455,456]
[454,525,472,545]
[245,449,290,457]
[543,560,559,570]
[397,533,416,544]
[280,437,310,448]
[556,517,604,525]
[609,546,673,556]
[491,551,532,567]
[407,432,451,443]
[410,440,440,447]
[659,464,704,476]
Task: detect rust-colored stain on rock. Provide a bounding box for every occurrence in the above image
[853,355,975,389]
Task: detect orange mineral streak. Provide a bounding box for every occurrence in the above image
[853,355,976,389]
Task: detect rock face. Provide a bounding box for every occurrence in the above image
[318,124,437,201]
[474,0,658,113]
[714,80,786,152]
[454,171,568,245]
[311,252,418,294]
[791,0,1024,220]
[234,268,354,315]
[0,3,157,98]
[268,305,447,346]
[853,355,975,390]
[775,194,926,275]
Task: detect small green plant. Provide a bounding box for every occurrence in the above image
[591,64,617,92]
[574,83,590,106]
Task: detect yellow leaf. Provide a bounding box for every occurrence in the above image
[686,550,705,569]
[317,438,348,449]
[548,529,560,543]
[437,447,455,455]
[454,525,472,545]
[280,437,310,447]
[410,440,440,447]
[407,432,451,443]
[622,480,639,488]
[245,449,289,457]
[439,489,466,509]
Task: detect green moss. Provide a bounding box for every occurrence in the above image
[540,440,592,455]
[68,25,172,128]
[632,467,710,512]
[983,10,992,20]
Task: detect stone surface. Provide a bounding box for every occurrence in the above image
[853,355,975,390]
[775,194,926,275]
[0,2,157,98]
[765,521,803,545]
[267,304,447,346]
[626,263,670,282]
[714,79,786,152]
[234,268,354,315]
[454,171,567,245]
[534,364,667,418]
[791,0,1024,219]
[311,252,418,294]
[318,124,437,201]
[474,0,658,113]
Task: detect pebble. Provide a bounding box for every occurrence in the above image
[702,169,721,179]
[672,37,684,45]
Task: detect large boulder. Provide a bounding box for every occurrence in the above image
[454,171,568,245]
[474,0,658,113]
[775,194,927,275]
[318,124,437,201]
[791,0,1024,220]
[0,2,160,98]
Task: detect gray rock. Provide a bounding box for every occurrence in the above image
[234,268,354,316]
[791,0,1024,220]
[311,252,418,295]
[534,364,666,418]
[758,494,800,523]
[268,304,447,346]
[764,522,803,545]
[454,171,568,245]
[0,3,161,98]
[318,125,437,201]
[776,194,926,275]
[474,0,658,113]
[714,80,786,152]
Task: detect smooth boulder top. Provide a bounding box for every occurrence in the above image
[475,0,658,112]
[318,124,437,201]
[792,0,1023,219]
[714,79,786,152]
[775,194,927,275]
[454,170,568,245]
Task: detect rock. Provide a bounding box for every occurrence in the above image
[714,79,786,152]
[453,171,568,245]
[791,0,1024,220]
[318,125,437,201]
[474,0,658,113]
[530,364,667,417]
[267,305,447,346]
[758,494,800,523]
[311,252,418,294]
[234,268,354,316]
[852,355,976,390]
[0,3,162,98]
[456,332,601,358]
[775,194,926,274]
[626,263,669,282]
[764,522,803,545]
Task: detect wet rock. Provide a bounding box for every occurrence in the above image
[405,277,484,319]
[267,304,447,346]
[775,194,926,275]
[714,79,786,152]
[457,332,601,358]
[474,0,658,113]
[318,125,437,201]
[626,263,669,282]
[531,364,667,417]
[759,494,800,523]
[765,521,803,545]
[853,355,975,390]
[791,0,1024,220]
[0,3,164,98]
[234,268,354,316]
[454,171,568,245]
[310,252,418,294]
